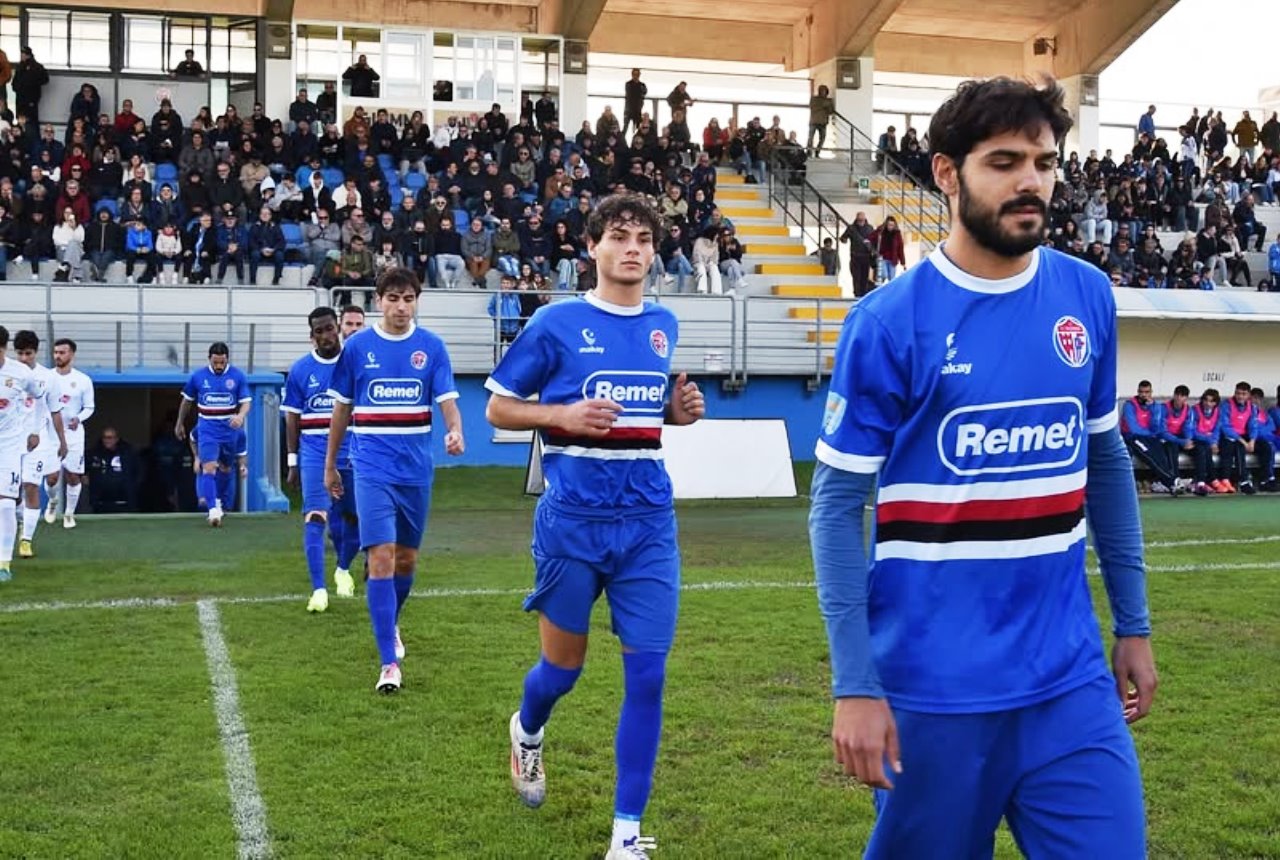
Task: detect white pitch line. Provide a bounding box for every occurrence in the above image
[197,599,272,860]
[1142,534,1280,549]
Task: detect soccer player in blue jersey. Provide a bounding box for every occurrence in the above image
[282,307,361,612]
[485,193,705,860]
[809,78,1158,858]
[325,268,464,693]
[175,342,251,527]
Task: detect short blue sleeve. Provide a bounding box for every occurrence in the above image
[1086,285,1119,434]
[430,336,459,403]
[815,305,907,473]
[182,371,198,401]
[234,369,251,404]
[485,309,556,400]
[281,365,304,413]
[328,343,356,404]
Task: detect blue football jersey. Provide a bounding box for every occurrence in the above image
[485,292,679,512]
[281,350,350,467]
[182,364,251,442]
[818,246,1119,714]
[328,323,458,486]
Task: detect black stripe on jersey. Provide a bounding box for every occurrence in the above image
[543,432,663,451]
[875,506,1084,545]
[351,413,432,428]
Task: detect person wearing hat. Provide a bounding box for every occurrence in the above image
[12,47,48,127]
[215,209,247,283]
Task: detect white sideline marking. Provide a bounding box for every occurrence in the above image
[0,564,1277,617]
[1143,534,1280,549]
[197,599,272,860]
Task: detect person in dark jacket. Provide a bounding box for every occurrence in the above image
[85,206,123,281]
[12,47,49,126]
[247,205,285,284]
[840,211,877,297]
[183,212,217,284]
[215,210,248,282]
[21,208,55,265]
[88,428,141,513]
[341,55,380,97]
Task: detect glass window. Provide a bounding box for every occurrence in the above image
[210,21,256,75]
[72,13,112,70]
[168,19,208,72]
[124,15,164,72]
[343,26,381,96]
[433,32,454,102]
[295,23,338,81]
[495,37,517,106]
[0,6,20,62]
[26,10,69,69]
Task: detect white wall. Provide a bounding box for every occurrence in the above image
[560,72,589,137]
[263,57,296,121]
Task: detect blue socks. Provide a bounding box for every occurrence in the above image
[329,516,362,569]
[198,472,217,509]
[394,573,414,619]
[615,651,667,820]
[215,471,231,509]
[304,520,326,590]
[366,578,398,665]
[519,657,583,736]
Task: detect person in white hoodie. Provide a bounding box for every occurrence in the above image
[154,223,183,284]
[691,225,723,295]
[52,207,86,282]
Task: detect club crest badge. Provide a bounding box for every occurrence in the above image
[1052,316,1089,368]
[649,329,669,358]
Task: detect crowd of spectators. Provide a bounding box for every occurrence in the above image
[0,66,821,308]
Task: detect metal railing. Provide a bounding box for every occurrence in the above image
[829,112,950,254]
[5,282,852,384]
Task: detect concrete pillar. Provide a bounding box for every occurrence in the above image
[263,57,296,121]
[811,55,874,151]
[560,67,590,140]
[1060,74,1101,160]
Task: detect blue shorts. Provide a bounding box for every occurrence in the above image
[197,434,239,468]
[355,478,431,550]
[865,673,1144,859]
[301,459,355,521]
[526,500,681,653]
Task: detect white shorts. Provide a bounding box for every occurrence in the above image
[0,449,20,498]
[22,445,59,485]
[62,436,86,475]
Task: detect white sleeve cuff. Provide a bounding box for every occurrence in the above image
[1087,407,1119,435]
[484,377,523,399]
[328,389,353,404]
[815,439,885,474]
[435,391,460,403]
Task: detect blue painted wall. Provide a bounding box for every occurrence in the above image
[445,374,830,467]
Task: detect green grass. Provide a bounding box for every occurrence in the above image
[1,467,1278,858]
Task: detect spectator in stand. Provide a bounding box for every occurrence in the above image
[876,125,897,171]
[154,223,183,284]
[462,216,494,288]
[183,211,217,284]
[289,88,318,132]
[303,208,341,284]
[1219,224,1251,287]
[1189,388,1227,495]
[492,217,521,278]
[1111,236,1136,285]
[1232,193,1266,251]
[340,207,372,247]
[88,427,141,513]
[1158,384,1194,486]
[172,49,205,78]
[12,48,48,126]
[20,209,55,269]
[1134,234,1167,287]
[667,82,694,115]
[870,216,905,284]
[518,212,551,276]
[239,151,270,209]
[150,183,185,230]
[214,210,247,283]
[1193,223,1223,286]
[1232,111,1259,163]
[691,225,723,295]
[1136,105,1156,140]
[372,236,401,279]
[433,216,465,288]
[660,222,693,290]
[622,69,647,139]
[1220,381,1272,494]
[68,83,100,131]
[328,235,375,306]
[301,168,332,220]
[1121,379,1179,493]
[54,177,90,226]
[0,47,9,105]
[209,161,244,219]
[717,228,746,292]
[342,55,380,98]
[488,272,522,345]
[52,208,87,282]
[123,218,155,283]
[84,205,121,281]
[399,218,434,287]
[248,204,285,285]
[315,82,337,125]
[808,85,836,157]
[270,174,303,221]
[547,219,580,290]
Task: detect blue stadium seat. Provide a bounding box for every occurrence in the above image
[296,166,314,187]
[404,173,426,193]
[382,168,399,188]
[321,168,345,189]
[519,191,537,206]
[94,198,118,219]
[154,163,178,185]
[280,222,308,266]
[388,184,403,207]
[454,208,471,229]
[376,154,395,171]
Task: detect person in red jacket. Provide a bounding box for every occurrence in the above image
[871,216,906,284]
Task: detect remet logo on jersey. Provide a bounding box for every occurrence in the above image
[937,396,1085,476]
[307,392,335,412]
[202,392,234,407]
[582,371,667,414]
[367,378,423,404]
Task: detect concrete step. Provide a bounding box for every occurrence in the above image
[720,205,776,219]
[735,224,790,236]
[789,306,849,320]
[758,262,826,276]
[716,173,746,185]
[753,244,806,256]
[806,329,842,343]
[716,188,764,201]
[772,284,843,298]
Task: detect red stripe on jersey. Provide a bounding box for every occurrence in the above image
[604,426,663,442]
[876,488,1086,525]
[352,411,432,426]
[299,416,330,430]
[199,405,237,416]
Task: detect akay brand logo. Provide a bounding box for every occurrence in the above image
[937,396,1085,476]
[364,351,380,369]
[367,378,423,404]
[1052,316,1090,368]
[579,328,605,354]
[941,332,971,376]
[582,370,667,414]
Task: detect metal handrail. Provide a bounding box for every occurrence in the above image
[741,294,855,388]
[764,151,853,290]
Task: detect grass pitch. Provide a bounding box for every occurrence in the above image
[1,467,1278,859]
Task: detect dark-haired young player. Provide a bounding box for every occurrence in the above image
[486,193,705,860]
[175,341,251,527]
[325,268,464,693]
[282,307,361,612]
[810,78,1157,857]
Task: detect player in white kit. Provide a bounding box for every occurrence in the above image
[42,339,95,529]
[12,330,67,559]
[1,326,57,580]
